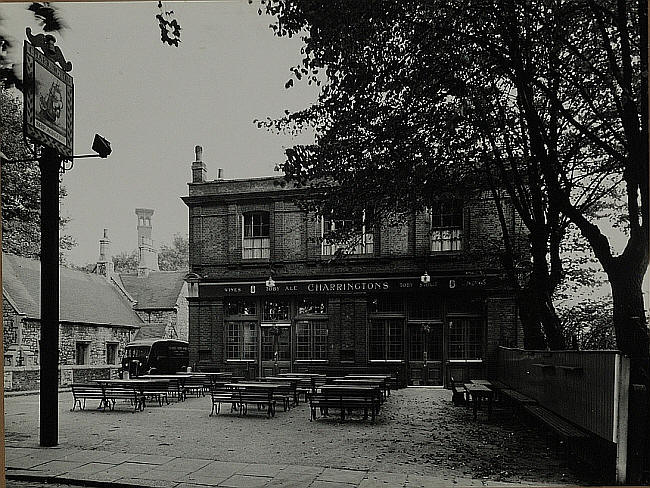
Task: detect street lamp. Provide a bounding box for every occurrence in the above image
[420,271,431,284]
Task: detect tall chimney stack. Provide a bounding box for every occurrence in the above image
[192,145,207,183]
[96,228,114,280]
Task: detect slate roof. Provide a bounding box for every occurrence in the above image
[134,322,168,340]
[118,271,186,310]
[2,253,143,327]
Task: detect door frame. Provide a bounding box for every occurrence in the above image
[407,320,445,385]
[259,321,292,376]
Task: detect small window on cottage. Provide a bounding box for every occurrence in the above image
[106,343,118,365]
[76,342,90,365]
[242,212,270,259]
[430,200,463,252]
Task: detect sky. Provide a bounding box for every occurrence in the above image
[1,0,318,266]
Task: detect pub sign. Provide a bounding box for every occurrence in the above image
[23,33,74,157]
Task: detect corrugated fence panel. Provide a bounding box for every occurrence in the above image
[496,347,618,441]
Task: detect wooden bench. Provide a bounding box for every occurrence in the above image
[523,404,590,447]
[309,387,381,422]
[185,375,209,397]
[209,386,237,416]
[140,380,170,407]
[102,384,144,412]
[449,377,466,406]
[71,383,107,411]
[500,389,538,404]
[235,389,277,417]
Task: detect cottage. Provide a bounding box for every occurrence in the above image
[2,253,142,390]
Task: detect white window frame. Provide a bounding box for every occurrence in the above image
[321,210,374,256]
[242,212,270,259]
[429,201,463,252]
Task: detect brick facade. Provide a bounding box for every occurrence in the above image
[183,170,521,386]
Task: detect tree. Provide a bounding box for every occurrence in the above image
[1,88,76,262]
[257,0,647,367]
[158,233,189,271]
[112,250,138,274]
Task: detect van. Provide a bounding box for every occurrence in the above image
[122,339,189,376]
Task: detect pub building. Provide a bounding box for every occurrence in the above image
[183,147,523,386]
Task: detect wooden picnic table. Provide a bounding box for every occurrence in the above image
[138,374,191,400]
[470,379,492,386]
[345,375,392,396]
[226,382,282,417]
[312,385,382,421]
[332,378,388,400]
[464,383,494,420]
[94,378,172,409]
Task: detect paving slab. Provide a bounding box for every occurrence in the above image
[127,453,176,465]
[193,460,249,478]
[54,449,116,462]
[185,473,232,486]
[117,477,180,487]
[27,459,88,476]
[277,465,324,477]
[58,461,116,476]
[218,474,273,488]
[134,468,191,482]
[310,481,356,488]
[264,479,315,488]
[317,467,368,484]
[161,457,214,473]
[97,461,157,478]
[236,463,286,477]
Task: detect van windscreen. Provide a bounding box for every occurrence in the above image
[126,346,150,358]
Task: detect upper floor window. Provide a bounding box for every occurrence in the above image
[430,200,463,252]
[242,212,270,259]
[321,210,373,256]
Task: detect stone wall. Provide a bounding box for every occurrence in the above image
[2,295,136,371]
[4,365,121,391]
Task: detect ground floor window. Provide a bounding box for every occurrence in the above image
[448,317,483,360]
[76,341,90,365]
[261,325,291,361]
[369,318,403,360]
[226,321,257,360]
[295,320,328,360]
[106,342,118,365]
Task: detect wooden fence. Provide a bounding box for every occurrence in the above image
[496,347,630,482]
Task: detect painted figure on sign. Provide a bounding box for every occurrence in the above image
[39,81,63,124]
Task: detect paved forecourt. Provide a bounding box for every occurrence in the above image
[5,445,569,487]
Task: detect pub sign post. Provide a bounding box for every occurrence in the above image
[23,27,74,447]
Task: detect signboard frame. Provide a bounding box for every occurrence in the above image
[23,40,74,157]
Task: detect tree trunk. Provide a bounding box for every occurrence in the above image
[608,261,650,380]
[517,284,547,350]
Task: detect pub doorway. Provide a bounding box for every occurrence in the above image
[407,321,444,385]
[260,323,291,376]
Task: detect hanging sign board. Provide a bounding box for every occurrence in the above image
[23,34,74,157]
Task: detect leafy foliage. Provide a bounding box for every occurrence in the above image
[1,89,76,262]
[158,233,189,271]
[256,0,647,355]
[112,250,138,274]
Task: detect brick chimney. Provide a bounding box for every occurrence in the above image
[192,145,207,183]
[96,228,114,280]
[135,208,159,277]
